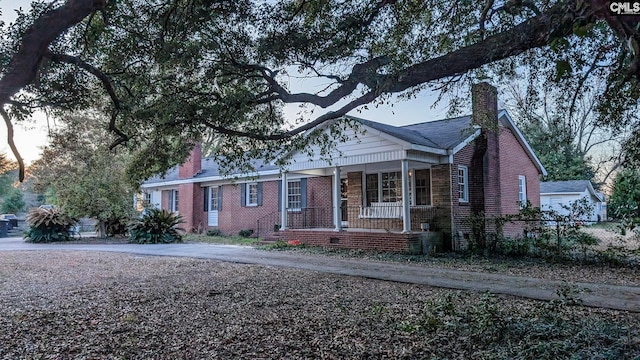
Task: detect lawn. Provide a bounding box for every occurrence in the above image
[182,233,258,245]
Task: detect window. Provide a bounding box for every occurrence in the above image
[143,192,152,206]
[458,166,468,203]
[365,174,379,206]
[169,190,179,212]
[381,171,402,203]
[414,169,431,206]
[246,183,258,206]
[518,175,527,207]
[210,186,219,211]
[287,180,302,210]
[366,172,402,205]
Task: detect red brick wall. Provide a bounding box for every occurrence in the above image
[283,230,419,252]
[498,127,542,237]
[216,181,280,236]
[452,144,474,247]
[178,183,207,233]
[451,127,543,243]
[307,176,333,208]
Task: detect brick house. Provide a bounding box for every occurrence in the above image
[140,83,546,252]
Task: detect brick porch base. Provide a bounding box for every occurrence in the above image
[281,228,421,253]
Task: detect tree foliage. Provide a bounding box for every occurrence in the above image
[608,168,640,223]
[1,188,25,214]
[1,1,639,181]
[30,112,135,236]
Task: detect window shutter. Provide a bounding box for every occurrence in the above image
[277,180,282,210]
[257,182,263,206]
[300,178,307,208]
[240,183,246,207]
[218,186,223,211]
[203,187,209,212]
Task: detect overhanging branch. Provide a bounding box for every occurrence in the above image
[44,52,130,148]
[0,108,25,182]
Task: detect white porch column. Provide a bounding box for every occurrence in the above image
[401,159,411,233]
[280,172,288,231]
[333,166,342,231]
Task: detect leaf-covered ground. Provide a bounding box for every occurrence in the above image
[1,251,639,359]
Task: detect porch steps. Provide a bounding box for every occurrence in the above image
[256,232,283,245]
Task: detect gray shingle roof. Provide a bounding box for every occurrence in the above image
[346,114,475,150]
[540,180,593,194]
[143,158,279,185]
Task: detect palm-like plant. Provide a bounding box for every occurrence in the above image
[24,207,77,243]
[128,208,184,244]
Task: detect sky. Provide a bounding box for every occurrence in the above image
[0,1,489,165]
[1,0,50,165]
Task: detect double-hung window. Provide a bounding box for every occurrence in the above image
[365,174,379,206]
[169,190,179,212]
[518,175,527,207]
[246,183,258,206]
[458,166,468,203]
[143,192,152,207]
[210,186,219,210]
[381,171,402,203]
[287,180,302,210]
[414,169,431,206]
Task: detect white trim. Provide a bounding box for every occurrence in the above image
[209,186,219,211]
[169,189,179,212]
[286,179,302,211]
[333,166,342,231]
[140,169,282,189]
[280,172,288,231]
[451,127,482,155]
[245,182,258,207]
[518,175,527,207]
[458,165,469,203]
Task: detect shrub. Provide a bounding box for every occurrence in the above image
[206,228,223,237]
[238,229,254,238]
[99,216,130,237]
[128,208,184,244]
[495,236,532,256]
[24,207,77,243]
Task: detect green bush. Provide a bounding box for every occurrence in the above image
[496,237,532,256]
[128,209,184,244]
[24,207,77,243]
[206,228,223,237]
[238,229,254,238]
[99,216,130,237]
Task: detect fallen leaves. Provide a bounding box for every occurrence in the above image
[0,251,638,359]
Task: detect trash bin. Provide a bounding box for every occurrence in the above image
[0,219,8,238]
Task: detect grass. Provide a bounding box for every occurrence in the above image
[182,233,259,245]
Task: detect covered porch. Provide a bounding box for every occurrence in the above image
[259,154,454,251]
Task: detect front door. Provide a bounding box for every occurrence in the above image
[208,186,219,227]
[340,178,348,226]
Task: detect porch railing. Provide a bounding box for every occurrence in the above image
[257,206,440,236]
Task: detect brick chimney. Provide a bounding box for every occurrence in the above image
[178,143,205,234]
[469,83,501,246]
[471,82,498,130]
[178,144,202,179]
